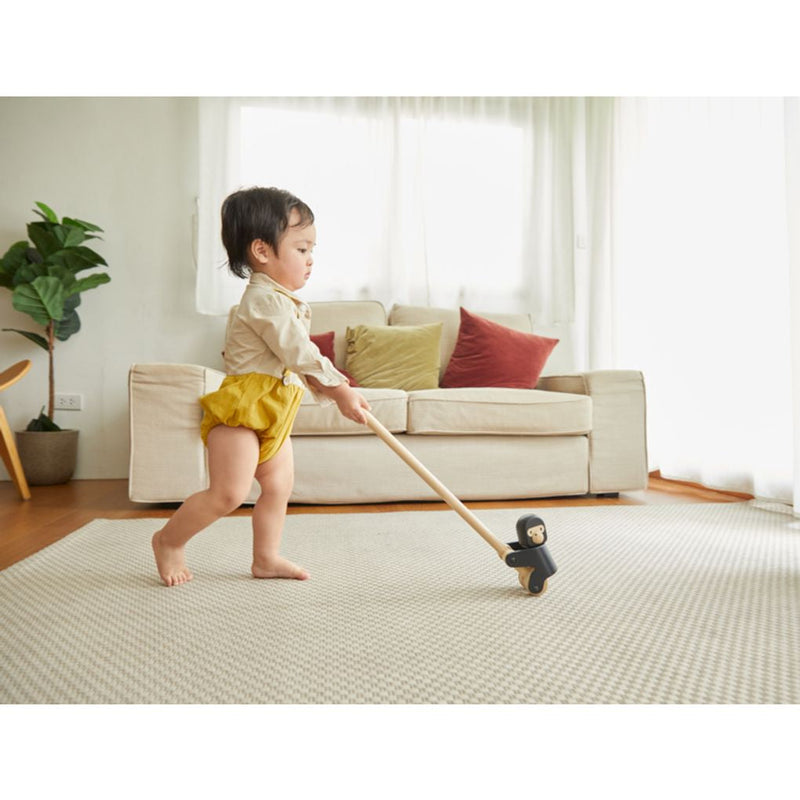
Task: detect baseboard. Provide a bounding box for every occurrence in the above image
[648,470,754,500]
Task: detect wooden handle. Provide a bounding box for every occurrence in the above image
[364,411,511,560]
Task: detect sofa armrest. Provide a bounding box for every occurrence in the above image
[128,363,224,503]
[537,370,648,493]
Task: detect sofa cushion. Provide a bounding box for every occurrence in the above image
[344,323,442,390]
[310,331,359,386]
[309,300,386,367]
[441,307,559,389]
[406,388,592,436]
[388,303,533,380]
[293,388,408,435]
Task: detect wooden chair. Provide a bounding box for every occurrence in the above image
[0,360,32,500]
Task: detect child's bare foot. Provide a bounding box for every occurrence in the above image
[152,530,193,587]
[252,556,309,581]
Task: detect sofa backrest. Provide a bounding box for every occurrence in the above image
[228,300,535,378]
[227,300,387,370]
[308,301,387,367]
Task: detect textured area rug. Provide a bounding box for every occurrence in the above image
[1,502,798,703]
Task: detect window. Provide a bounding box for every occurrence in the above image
[237,101,526,308]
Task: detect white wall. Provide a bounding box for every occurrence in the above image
[0,97,227,481]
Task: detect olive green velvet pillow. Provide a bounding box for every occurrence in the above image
[345,323,443,390]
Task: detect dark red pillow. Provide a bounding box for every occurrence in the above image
[440,307,558,389]
[310,331,359,387]
[310,330,335,361]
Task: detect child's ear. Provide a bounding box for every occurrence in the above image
[249,239,272,266]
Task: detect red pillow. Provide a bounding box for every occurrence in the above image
[310,331,359,387]
[310,330,336,360]
[440,307,558,389]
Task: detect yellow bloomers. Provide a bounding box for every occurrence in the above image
[199,372,304,464]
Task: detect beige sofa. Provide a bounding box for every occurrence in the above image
[128,301,648,504]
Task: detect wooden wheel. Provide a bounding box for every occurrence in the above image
[516,566,548,596]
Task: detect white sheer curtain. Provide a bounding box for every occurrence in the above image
[612,98,799,507]
[196,97,617,372]
[196,98,242,315]
[787,99,800,513]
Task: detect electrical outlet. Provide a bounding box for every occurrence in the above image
[54,393,83,411]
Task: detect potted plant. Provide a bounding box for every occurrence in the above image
[0,202,110,485]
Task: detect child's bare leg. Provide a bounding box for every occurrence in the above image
[251,438,308,580]
[153,425,259,586]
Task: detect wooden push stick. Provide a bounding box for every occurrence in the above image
[363,411,512,561]
[364,409,542,593]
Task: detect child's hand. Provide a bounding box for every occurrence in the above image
[306,375,371,424]
[333,384,371,424]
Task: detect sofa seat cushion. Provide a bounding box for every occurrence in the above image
[293,388,407,435]
[406,388,592,436]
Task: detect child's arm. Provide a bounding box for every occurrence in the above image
[305,375,371,424]
[241,291,350,399]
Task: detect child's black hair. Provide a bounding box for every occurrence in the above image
[221,187,315,278]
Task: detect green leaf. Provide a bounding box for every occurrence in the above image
[63,217,103,234]
[68,272,111,295]
[1,328,50,350]
[1,240,30,269]
[73,245,107,267]
[26,409,61,431]
[46,265,78,292]
[27,222,62,258]
[34,202,59,223]
[12,262,47,287]
[0,241,32,286]
[63,293,81,312]
[62,226,86,248]
[12,275,65,326]
[47,251,86,272]
[48,246,107,272]
[55,308,81,341]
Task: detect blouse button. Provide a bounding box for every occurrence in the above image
[282,375,291,386]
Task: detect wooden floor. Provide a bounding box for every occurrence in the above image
[0,473,751,571]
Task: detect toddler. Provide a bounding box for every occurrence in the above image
[152,187,370,586]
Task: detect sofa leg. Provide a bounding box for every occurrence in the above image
[595,492,620,498]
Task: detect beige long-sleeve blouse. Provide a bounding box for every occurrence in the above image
[224,272,347,404]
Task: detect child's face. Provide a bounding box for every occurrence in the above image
[256,208,316,292]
